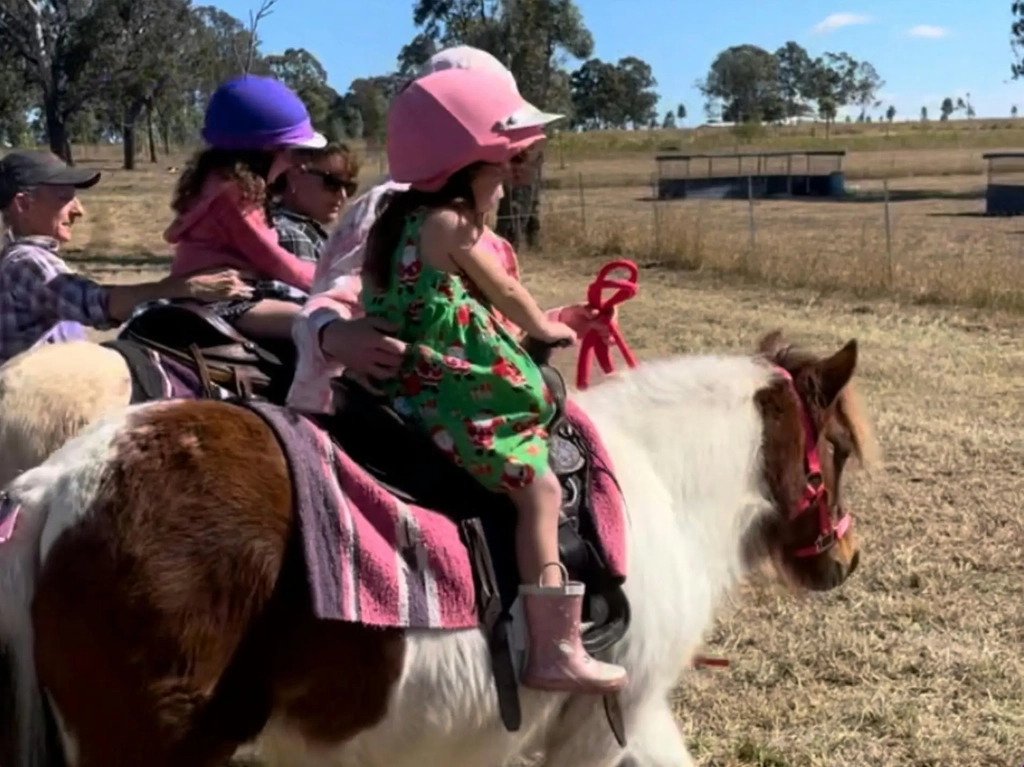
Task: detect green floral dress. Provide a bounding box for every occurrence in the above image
[362,211,555,492]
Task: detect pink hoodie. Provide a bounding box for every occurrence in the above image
[164,177,315,292]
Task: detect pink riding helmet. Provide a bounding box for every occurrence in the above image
[417,46,518,88]
[387,66,563,192]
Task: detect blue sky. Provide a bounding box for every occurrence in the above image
[211,0,1022,121]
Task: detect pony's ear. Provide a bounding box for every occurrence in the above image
[757,330,788,358]
[817,339,858,407]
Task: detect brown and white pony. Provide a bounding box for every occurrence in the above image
[0,332,878,767]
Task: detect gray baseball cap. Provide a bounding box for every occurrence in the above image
[0,151,100,208]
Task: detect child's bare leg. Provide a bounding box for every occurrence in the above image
[509,469,562,587]
[509,467,627,694]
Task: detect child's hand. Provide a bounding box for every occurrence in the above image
[177,269,254,301]
[533,320,578,346]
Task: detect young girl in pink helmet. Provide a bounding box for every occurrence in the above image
[361,66,627,694]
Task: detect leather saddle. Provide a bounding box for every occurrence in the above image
[317,337,631,745]
[116,301,294,401]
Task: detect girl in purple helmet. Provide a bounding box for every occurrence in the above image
[164,75,337,338]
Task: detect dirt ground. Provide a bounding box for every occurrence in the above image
[81,252,1024,767]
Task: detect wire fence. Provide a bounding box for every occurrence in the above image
[55,152,1024,310]
[495,173,1024,308]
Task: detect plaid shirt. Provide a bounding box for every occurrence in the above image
[0,235,114,364]
[271,204,327,264]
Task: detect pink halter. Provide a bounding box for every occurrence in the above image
[773,367,852,558]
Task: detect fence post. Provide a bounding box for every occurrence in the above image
[747,175,756,269]
[883,179,893,289]
[652,198,660,253]
[577,172,587,238]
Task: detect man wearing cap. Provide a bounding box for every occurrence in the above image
[0,150,250,365]
[288,46,609,413]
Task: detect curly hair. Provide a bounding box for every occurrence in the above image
[171,149,275,215]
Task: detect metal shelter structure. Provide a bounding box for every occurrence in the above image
[982,152,1024,215]
[655,150,847,200]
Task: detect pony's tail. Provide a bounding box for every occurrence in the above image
[0,487,52,767]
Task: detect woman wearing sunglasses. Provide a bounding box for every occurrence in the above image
[271,144,360,263]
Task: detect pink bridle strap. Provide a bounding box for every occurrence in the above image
[772,366,851,558]
[692,654,729,669]
[575,260,639,390]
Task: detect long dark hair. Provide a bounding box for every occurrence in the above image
[364,163,486,293]
[171,148,276,215]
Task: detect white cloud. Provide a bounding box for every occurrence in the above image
[812,13,872,34]
[907,25,948,38]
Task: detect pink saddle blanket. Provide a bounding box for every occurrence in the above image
[245,399,627,630]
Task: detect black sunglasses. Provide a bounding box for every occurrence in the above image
[304,168,358,197]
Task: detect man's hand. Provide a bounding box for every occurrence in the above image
[320,316,407,389]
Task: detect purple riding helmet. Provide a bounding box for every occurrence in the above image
[201,74,327,152]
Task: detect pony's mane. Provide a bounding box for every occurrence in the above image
[577,330,880,471]
[577,351,774,414]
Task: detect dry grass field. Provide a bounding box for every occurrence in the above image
[25,142,1024,765]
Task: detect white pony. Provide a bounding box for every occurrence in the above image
[0,336,876,767]
[0,342,130,487]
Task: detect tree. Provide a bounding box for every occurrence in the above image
[413,0,504,51]
[884,104,896,136]
[397,33,437,77]
[698,45,783,123]
[100,0,198,170]
[0,55,32,146]
[661,111,675,129]
[570,58,625,129]
[615,56,658,128]
[773,41,815,120]
[411,0,599,248]
[940,97,954,120]
[234,0,277,75]
[676,103,686,123]
[265,47,338,132]
[0,0,154,161]
[920,105,928,121]
[817,95,837,128]
[850,60,884,118]
[191,5,267,94]
[1014,105,1019,118]
[346,75,403,145]
[569,57,658,129]
[1012,1,1024,78]
[805,52,879,137]
[502,0,593,115]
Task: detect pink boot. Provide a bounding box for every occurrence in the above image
[519,562,628,694]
